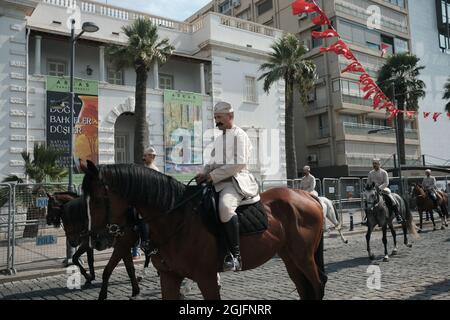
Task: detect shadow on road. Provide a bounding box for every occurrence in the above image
[325,256,371,274]
[406,279,450,300]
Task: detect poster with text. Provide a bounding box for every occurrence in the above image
[164,90,203,181]
[46,76,98,173]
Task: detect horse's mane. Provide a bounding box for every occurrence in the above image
[97,164,186,212]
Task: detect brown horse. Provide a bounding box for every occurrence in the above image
[81,161,327,300]
[46,186,150,300]
[412,184,448,232]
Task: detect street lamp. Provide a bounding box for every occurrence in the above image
[68,20,99,191]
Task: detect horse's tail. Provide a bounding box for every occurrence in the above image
[331,201,342,230]
[404,197,419,239]
[314,232,327,299]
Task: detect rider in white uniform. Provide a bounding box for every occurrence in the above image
[299,166,318,197]
[195,101,259,272]
[367,158,403,224]
[422,169,439,207]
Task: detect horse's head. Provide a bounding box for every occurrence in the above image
[46,193,63,227]
[363,183,382,212]
[80,160,118,251]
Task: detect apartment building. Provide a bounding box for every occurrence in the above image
[189,0,421,177]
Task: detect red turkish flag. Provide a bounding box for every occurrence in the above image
[320,40,357,61]
[405,111,416,119]
[372,92,385,109]
[432,112,442,122]
[291,0,319,15]
[381,101,395,111]
[388,109,400,121]
[312,13,331,26]
[311,29,339,39]
[447,112,450,119]
[341,61,365,74]
[423,112,431,119]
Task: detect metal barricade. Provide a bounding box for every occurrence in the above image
[11,183,69,272]
[323,178,338,201]
[338,177,364,229]
[292,178,322,196]
[0,184,13,274]
[261,179,293,192]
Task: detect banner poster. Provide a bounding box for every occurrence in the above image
[164,90,203,181]
[46,76,99,173]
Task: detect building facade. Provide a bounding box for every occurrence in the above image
[409,0,450,166]
[0,0,286,182]
[189,0,422,177]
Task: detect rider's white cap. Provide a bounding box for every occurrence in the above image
[214,101,234,114]
[372,158,381,164]
[425,169,431,174]
[144,147,156,155]
[303,165,311,171]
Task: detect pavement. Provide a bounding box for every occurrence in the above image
[0,217,449,300]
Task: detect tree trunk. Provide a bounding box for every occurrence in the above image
[134,66,149,165]
[285,77,298,180]
[397,99,406,165]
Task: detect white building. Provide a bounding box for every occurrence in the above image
[0,0,287,181]
[409,0,450,166]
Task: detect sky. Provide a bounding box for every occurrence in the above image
[98,0,213,21]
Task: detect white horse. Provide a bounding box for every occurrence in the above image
[318,196,348,244]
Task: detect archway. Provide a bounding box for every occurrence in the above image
[114,112,136,164]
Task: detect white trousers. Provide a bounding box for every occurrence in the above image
[218,184,243,223]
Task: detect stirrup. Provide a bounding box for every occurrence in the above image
[223,254,241,272]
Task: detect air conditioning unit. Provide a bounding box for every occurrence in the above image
[308,154,318,163]
[232,0,241,7]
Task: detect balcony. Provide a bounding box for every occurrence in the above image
[342,122,419,141]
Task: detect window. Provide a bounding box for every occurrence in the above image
[237,9,251,20]
[394,38,409,53]
[48,60,66,76]
[107,67,123,85]
[332,79,340,92]
[340,114,358,124]
[257,0,272,16]
[312,26,323,48]
[115,135,129,164]
[159,74,174,90]
[439,32,450,52]
[244,76,257,103]
[318,114,329,138]
[219,0,232,15]
[366,42,380,50]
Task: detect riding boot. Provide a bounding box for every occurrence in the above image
[223,215,242,272]
[393,206,403,224]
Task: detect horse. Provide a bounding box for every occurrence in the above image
[81,161,327,300]
[318,196,348,244]
[411,184,448,232]
[46,189,150,300]
[362,183,417,262]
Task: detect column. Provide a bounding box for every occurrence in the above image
[153,62,159,89]
[199,63,206,95]
[34,35,42,75]
[99,45,106,82]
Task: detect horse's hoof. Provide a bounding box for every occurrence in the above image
[417,229,422,233]
[391,250,398,256]
[369,254,375,261]
[383,257,389,262]
[406,243,412,248]
[344,240,349,244]
[137,276,143,283]
[81,282,92,289]
[441,226,445,230]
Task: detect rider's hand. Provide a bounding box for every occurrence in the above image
[195,174,207,184]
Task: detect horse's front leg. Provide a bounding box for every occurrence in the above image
[366,222,375,260]
[430,211,436,231]
[382,225,389,262]
[418,210,423,232]
[389,222,398,255]
[87,246,95,283]
[160,271,184,300]
[71,242,90,287]
[122,250,140,298]
[98,246,122,300]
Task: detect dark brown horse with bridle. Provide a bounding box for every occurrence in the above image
[81,160,327,300]
[46,185,151,300]
[411,184,448,232]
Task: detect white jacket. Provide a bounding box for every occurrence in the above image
[203,125,259,198]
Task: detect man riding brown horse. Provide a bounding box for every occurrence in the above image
[195,101,259,272]
[422,170,441,207]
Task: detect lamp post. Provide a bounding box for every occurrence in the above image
[68,20,99,192]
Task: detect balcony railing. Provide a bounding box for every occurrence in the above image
[346,154,422,167]
[342,94,374,107]
[343,122,419,140]
[219,15,276,37]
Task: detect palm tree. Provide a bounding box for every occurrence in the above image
[259,34,317,179]
[443,76,450,112]
[106,18,174,164]
[377,53,426,165]
[2,143,67,184]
